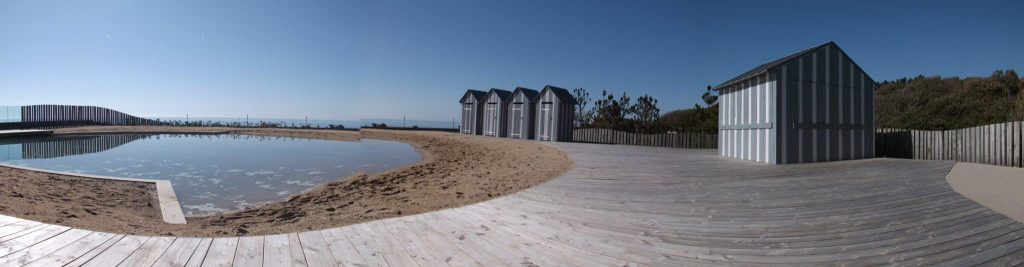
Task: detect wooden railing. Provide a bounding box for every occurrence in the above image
[876,121,1024,168]
[572,128,717,149]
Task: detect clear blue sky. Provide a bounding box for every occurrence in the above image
[2,0,1021,121]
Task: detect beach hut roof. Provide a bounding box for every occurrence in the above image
[539,85,577,105]
[486,88,512,101]
[511,87,539,100]
[460,89,487,103]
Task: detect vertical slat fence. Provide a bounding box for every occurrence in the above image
[875,121,1024,168]
[572,128,717,149]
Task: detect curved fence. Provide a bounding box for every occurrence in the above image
[876,121,1023,168]
[0,105,157,129]
[572,128,718,149]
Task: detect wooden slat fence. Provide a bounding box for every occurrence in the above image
[876,121,1024,168]
[572,128,717,149]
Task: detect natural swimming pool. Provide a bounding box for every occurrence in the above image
[0,133,421,216]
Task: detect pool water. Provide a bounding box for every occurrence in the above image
[0,134,421,215]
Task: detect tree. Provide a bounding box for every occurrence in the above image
[593,90,630,130]
[653,85,721,133]
[632,94,660,133]
[875,69,1022,130]
[572,88,594,127]
[701,85,718,107]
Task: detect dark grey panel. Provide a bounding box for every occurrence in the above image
[800,55,813,162]
[866,83,876,157]
[853,68,864,158]
[815,50,827,162]
[786,61,800,164]
[829,46,840,161]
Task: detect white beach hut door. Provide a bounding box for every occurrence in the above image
[511,103,523,138]
[484,103,497,136]
[462,103,473,134]
[539,102,552,141]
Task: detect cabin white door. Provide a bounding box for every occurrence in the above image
[539,102,552,141]
[511,103,524,138]
[461,103,473,134]
[484,103,498,136]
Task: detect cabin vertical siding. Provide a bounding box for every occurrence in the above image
[459,90,485,135]
[483,93,499,136]
[536,90,552,141]
[506,89,537,139]
[722,42,875,164]
[481,89,511,137]
[718,73,775,163]
[534,88,575,142]
[774,45,875,163]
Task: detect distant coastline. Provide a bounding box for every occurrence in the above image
[148,117,458,129]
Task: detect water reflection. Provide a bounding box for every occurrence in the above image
[0,134,152,160]
[0,134,421,215]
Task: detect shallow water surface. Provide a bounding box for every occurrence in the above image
[0,134,421,215]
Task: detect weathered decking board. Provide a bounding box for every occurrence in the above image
[1,142,1023,266]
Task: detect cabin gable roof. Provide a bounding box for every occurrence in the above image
[713,41,876,90]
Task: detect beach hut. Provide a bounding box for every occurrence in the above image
[506,87,539,139]
[481,88,512,137]
[714,41,876,164]
[459,89,487,135]
[535,85,577,142]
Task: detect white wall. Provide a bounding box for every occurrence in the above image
[719,73,775,164]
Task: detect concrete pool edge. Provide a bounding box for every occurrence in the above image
[0,162,187,224]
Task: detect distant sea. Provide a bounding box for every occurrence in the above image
[360,118,458,129]
[150,117,458,129]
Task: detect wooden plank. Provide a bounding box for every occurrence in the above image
[0,222,44,241]
[1013,121,1019,167]
[23,232,118,267]
[418,212,522,266]
[287,234,310,267]
[342,224,388,267]
[233,236,264,267]
[183,238,213,267]
[0,225,70,257]
[0,228,91,266]
[361,222,420,267]
[319,228,367,266]
[1011,120,1019,165]
[0,215,21,226]
[262,234,307,267]
[117,236,175,267]
[80,235,150,267]
[396,217,483,266]
[296,231,335,267]
[199,237,238,267]
[368,217,436,265]
[153,238,203,267]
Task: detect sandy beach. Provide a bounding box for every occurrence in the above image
[0,126,572,236]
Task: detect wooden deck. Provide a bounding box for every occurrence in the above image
[1,142,1023,266]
